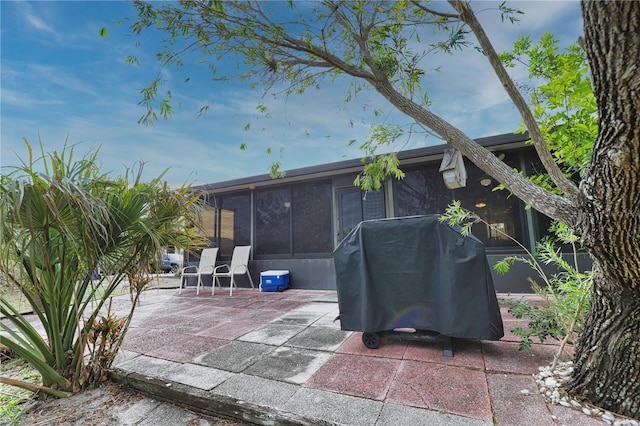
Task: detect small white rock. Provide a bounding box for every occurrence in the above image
[559,399,571,407]
[582,407,592,416]
[520,389,531,395]
[544,377,558,387]
[570,399,582,408]
[603,412,616,422]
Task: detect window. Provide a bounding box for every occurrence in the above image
[218,193,251,258]
[255,188,291,256]
[523,148,576,251]
[394,154,527,249]
[395,165,451,216]
[452,154,525,248]
[362,190,385,221]
[292,181,333,254]
[337,187,385,241]
[198,202,217,247]
[255,181,334,257]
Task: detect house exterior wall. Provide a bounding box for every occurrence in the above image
[190,132,590,294]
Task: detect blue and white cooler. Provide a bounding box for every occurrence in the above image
[260,270,290,292]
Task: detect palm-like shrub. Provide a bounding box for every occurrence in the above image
[0,142,205,395]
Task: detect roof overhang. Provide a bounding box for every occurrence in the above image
[194,131,530,195]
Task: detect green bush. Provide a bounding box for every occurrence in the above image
[0,140,206,396]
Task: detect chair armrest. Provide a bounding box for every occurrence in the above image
[213,264,230,274]
[199,265,215,274]
[231,264,248,275]
[181,265,198,274]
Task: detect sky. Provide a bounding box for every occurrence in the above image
[1,1,584,187]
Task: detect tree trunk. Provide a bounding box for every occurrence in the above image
[565,1,640,419]
[566,264,640,419]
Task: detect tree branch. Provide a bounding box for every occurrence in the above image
[411,1,461,19]
[448,0,580,203]
[370,76,578,227]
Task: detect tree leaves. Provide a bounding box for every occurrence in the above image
[504,33,596,180]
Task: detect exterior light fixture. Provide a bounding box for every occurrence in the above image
[480,175,492,187]
[475,202,487,208]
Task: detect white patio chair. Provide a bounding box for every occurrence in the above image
[179,248,218,295]
[212,245,254,296]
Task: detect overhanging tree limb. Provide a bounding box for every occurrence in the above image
[448,0,580,204]
[369,75,577,227]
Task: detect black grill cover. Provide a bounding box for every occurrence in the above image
[333,215,504,340]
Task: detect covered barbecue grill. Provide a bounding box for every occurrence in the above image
[333,215,503,355]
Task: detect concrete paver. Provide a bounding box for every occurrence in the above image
[284,387,383,426]
[244,346,332,384]
[486,373,553,426]
[137,403,200,426]
[284,326,351,351]
[305,353,400,400]
[118,399,161,425]
[164,363,233,390]
[377,403,493,426]
[213,374,299,408]
[117,355,182,377]
[193,341,275,373]
[386,360,492,421]
[239,323,306,346]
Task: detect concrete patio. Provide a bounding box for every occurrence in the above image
[100,287,607,425]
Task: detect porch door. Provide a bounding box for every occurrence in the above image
[336,187,386,244]
[336,188,363,243]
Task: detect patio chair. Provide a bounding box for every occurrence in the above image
[179,248,218,295]
[212,245,254,296]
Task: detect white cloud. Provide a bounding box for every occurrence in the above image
[21,4,58,36]
[0,88,66,108]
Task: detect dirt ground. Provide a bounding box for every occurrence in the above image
[15,381,249,426]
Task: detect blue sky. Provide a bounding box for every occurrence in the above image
[1,1,583,187]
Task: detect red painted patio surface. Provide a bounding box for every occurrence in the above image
[116,288,606,425]
[305,353,401,400]
[386,360,492,421]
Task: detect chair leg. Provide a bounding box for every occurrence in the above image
[229,275,235,296]
[211,276,216,296]
[214,276,222,296]
[196,275,201,295]
[247,271,255,290]
[179,276,184,294]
